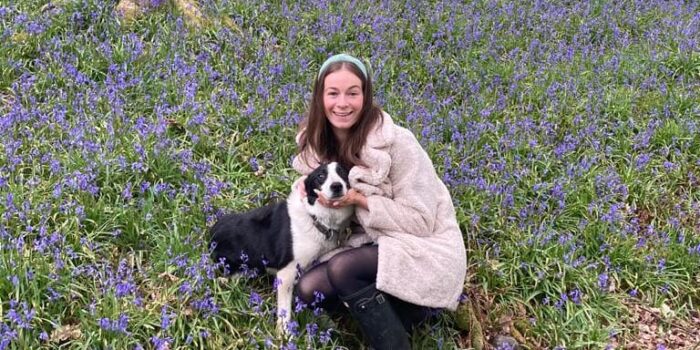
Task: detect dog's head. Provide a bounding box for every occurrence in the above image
[303,162,350,206]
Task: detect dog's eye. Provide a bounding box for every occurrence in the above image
[317,174,326,181]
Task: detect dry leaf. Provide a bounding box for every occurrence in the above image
[184,307,194,317]
[50,324,82,343]
[174,0,206,28]
[660,303,674,318]
[115,0,141,21]
[158,272,179,282]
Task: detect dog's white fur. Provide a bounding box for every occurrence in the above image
[274,163,354,334]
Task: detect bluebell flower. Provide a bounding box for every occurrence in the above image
[598,273,609,291]
[150,336,172,350]
[319,328,333,344]
[160,306,172,330]
[285,320,300,337]
[294,297,306,313]
[568,289,582,305]
[554,292,568,310]
[306,322,318,338]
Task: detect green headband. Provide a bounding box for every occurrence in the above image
[317,54,368,80]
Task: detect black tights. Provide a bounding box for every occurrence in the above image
[296,245,433,330]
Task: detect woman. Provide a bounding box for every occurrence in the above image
[292,54,466,349]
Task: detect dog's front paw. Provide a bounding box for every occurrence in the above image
[276,309,290,335]
[276,316,300,337]
[276,317,284,333]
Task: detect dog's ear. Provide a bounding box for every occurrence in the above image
[336,164,350,183]
[303,175,318,205]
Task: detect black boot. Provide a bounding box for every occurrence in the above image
[341,284,411,350]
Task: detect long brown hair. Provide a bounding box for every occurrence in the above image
[298,60,383,169]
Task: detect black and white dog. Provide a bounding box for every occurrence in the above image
[209,162,355,333]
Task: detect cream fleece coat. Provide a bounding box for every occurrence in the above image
[293,113,467,310]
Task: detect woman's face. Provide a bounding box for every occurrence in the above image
[322,68,364,140]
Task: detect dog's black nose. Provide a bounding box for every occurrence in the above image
[330,182,343,195]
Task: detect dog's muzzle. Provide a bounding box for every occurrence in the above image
[330,182,345,198]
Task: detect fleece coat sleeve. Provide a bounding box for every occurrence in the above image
[356,129,438,237]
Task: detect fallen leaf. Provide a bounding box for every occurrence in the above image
[50,324,82,343]
[115,0,142,21]
[158,272,179,282]
[660,303,674,318]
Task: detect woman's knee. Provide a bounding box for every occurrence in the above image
[295,276,317,304]
[325,252,357,286]
[325,248,378,294]
[295,263,335,305]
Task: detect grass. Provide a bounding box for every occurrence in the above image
[1,0,699,349]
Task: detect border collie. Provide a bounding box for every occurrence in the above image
[209,162,355,333]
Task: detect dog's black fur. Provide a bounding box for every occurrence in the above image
[210,202,293,273]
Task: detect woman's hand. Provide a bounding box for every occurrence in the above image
[314,188,368,210]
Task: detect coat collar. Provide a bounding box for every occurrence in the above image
[364,111,395,149]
